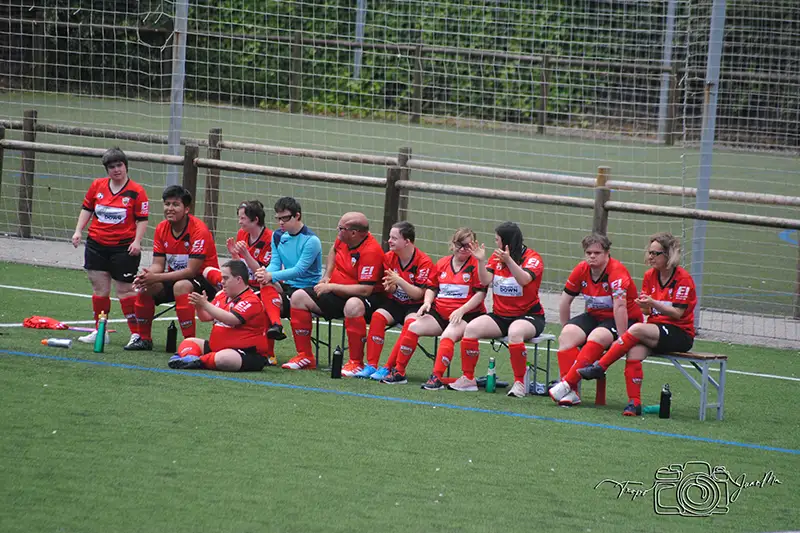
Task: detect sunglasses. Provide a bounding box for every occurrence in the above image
[275,214,295,223]
[453,241,472,250]
[647,250,665,257]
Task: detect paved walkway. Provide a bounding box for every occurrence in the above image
[1,235,798,349]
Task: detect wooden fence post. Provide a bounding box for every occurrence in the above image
[538,55,549,135]
[204,128,222,234]
[18,110,37,238]
[411,45,423,124]
[290,32,302,114]
[381,147,412,251]
[592,166,611,235]
[397,147,412,222]
[182,143,199,203]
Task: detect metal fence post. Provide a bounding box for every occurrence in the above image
[0,126,5,199]
[204,128,222,234]
[411,46,423,124]
[538,55,549,135]
[290,32,302,113]
[18,110,37,238]
[592,166,611,235]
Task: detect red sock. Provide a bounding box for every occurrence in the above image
[433,337,455,378]
[290,308,314,356]
[200,351,217,370]
[260,285,283,326]
[205,267,222,287]
[624,360,643,405]
[118,296,138,335]
[92,295,111,328]
[393,331,420,375]
[385,319,414,369]
[135,293,156,340]
[266,338,275,357]
[564,340,606,389]
[177,339,203,357]
[365,313,388,368]
[344,316,367,364]
[508,342,528,383]
[557,346,580,379]
[460,337,480,380]
[598,331,641,370]
[175,293,196,338]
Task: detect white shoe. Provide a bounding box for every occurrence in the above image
[507,381,527,398]
[78,329,110,345]
[548,380,572,403]
[125,333,141,349]
[448,375,478,392]
[558,391,582,406]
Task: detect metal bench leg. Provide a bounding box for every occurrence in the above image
[717,360,726,421]
[699,361,710,422]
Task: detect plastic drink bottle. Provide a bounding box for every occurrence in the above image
[331,345,343,378]
[486,357,497,393]
[42,338,72,348]
[165,321,178,353]
[93,312,107,353]
[659,383,672,419]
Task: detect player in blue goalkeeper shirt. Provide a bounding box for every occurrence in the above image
[255,197,323,340]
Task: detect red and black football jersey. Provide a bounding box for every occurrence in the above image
[564,257,643,322]
[82,178,149,246]
[329,233,384,294]
[208,288,268,354]
[235,227,273,288]
[430,255,487,318]
[642,266,697,337]
[152,215,219,273]
[384,248,435,305]
[487,247,544,317]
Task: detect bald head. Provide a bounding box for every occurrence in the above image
[337,212,369,245]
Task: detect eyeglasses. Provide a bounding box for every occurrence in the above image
[337,226,355,232]
[275,214,295,223]
[647,250,665,257]
[453,241,471,250]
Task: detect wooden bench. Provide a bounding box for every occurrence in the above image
[490,334,556,395]
[595,351,727,421]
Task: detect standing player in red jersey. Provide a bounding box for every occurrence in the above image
[167,260,269,372]
[126,185,219,351]
[284,212,384,371]
[380,228,488,385]
[204,200,280,364]
[577,233,697,416]
[352,221,434,379]
[450,222,545,397]
[71,148,149,347]
[549,233,644,406]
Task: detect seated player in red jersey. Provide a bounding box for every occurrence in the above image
[549,233,644,406]
[449,222,545,396]
[168,260,269,372]
[204,200,281,365]
[577,233,697,416]
[126,185,220,351]
[380,228,488,385]
[352,221,435,379]
[284,212,384,371]
[71,147,149,347]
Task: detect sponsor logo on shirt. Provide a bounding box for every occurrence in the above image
[191,239,205,253]
[438,284,470,299]
[94,205,127,224]
[122,197,130,206]
[141,201,149,215]
[360,266,375,279]
[676,286,690,300]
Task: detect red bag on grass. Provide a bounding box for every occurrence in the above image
[23,316,69,330]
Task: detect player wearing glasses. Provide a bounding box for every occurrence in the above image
[380,228,488,385]
[548,233,643,407]
[577,232,697,416]
[283,211,383,371]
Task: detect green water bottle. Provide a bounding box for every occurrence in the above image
[486,357,497,393]
[93,311,107,353]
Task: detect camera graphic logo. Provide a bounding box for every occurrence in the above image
[653,461,731,516]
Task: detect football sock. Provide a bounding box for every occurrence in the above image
[344,316,367,364]
[557,346,580,379]
[598,331,641,370]
[624,360,644,405]
[175,293,196,338]
[200,351,217,370]
[393,331,420,375]
[290,308,314,356]
[365,312,388,368]
[260,285,283,326]
[460,337,480,380]
[564,340,605,389]
[385,318,414,369]
[135,293,156,340]
[118,296,138,335]
[92,295,111,328]
[508,342,528,383]
[433,337,455,379]
[177,339,203,357]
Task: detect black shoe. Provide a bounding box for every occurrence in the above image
[421,375,445,390]
[124,337,153,351]
[168,355,203,370]
[577,362,606,381]
[267,323,287,341]
[622,401,642,417]
[381,369,408,385]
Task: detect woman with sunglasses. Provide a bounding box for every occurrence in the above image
[548,233,643,407]
[379,228,488,384]
[577,232,697,416]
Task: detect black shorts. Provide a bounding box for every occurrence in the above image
[487,312,545,339]
[83,238,141,283]
[653,323,694,353]
[202,341,266,372]
[377,297,421,326]
[567,312,639,341]
[154,276,218,306]
[302,288,380,322]
[428,307,483,331]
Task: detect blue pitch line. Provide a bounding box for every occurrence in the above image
[3,349,799,457]
[779,229,798,246]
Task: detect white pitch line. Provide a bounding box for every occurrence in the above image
[2,283,799,383]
